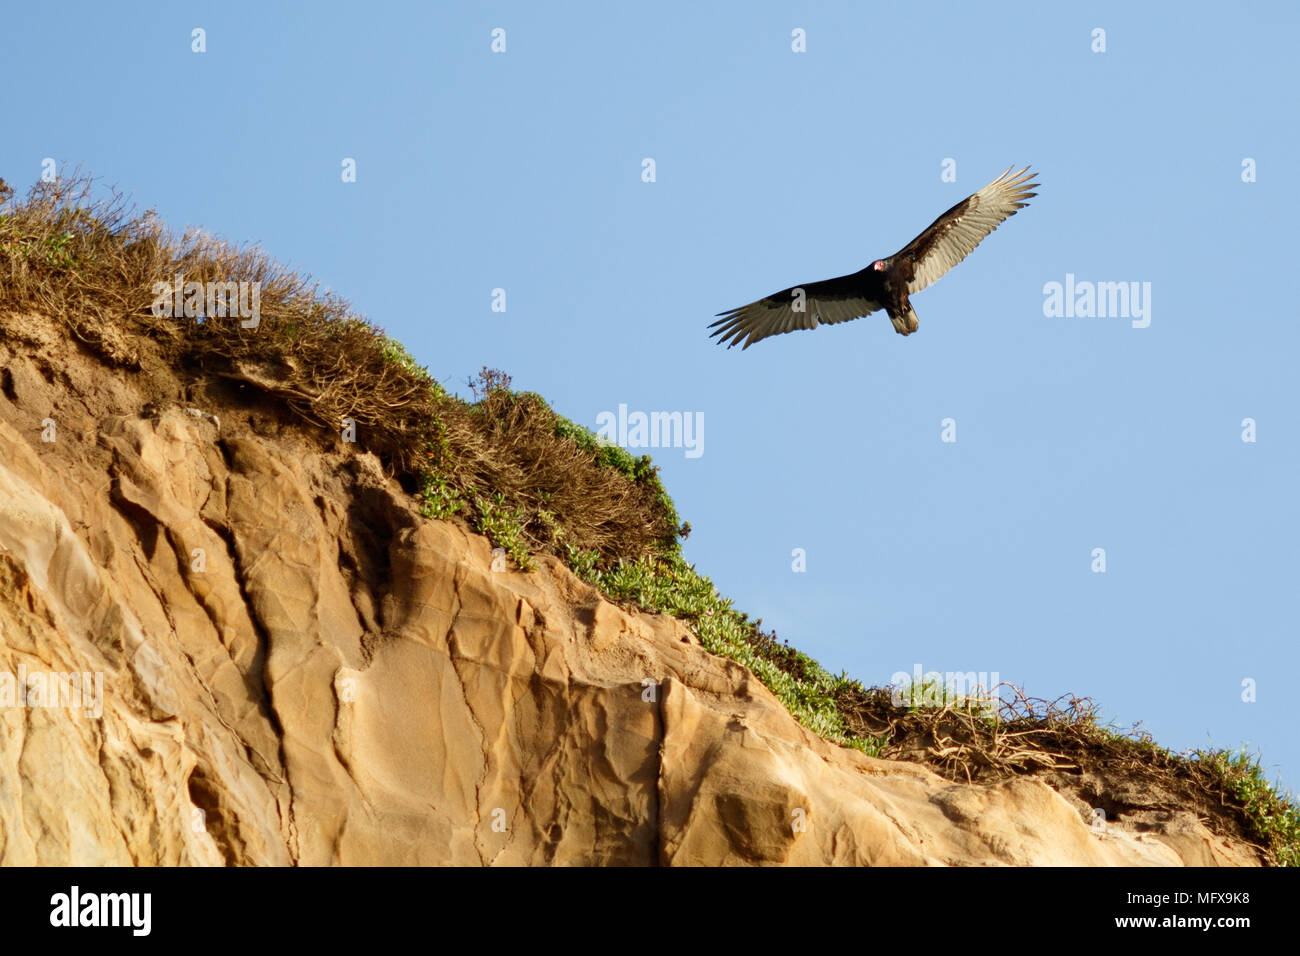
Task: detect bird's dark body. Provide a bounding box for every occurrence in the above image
[709,166,1038,349]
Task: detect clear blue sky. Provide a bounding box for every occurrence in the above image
[4,1,1297,795]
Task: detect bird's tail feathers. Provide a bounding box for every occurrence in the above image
[890,309,919,336]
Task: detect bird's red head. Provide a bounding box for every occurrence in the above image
[871,259,886,271]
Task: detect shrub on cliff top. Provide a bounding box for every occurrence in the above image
[0,173,683,568]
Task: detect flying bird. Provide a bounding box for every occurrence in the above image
[709,166,1038,348]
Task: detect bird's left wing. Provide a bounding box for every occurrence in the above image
[708,271,882,350]
[897,166,1038,295]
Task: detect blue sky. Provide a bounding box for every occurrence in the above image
[3,1,1297,794]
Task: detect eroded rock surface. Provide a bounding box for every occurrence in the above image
[0,318,1262,866]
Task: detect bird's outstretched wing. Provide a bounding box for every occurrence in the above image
[708,270,883,350]
[896,166,1038,295]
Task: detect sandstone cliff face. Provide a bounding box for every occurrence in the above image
[0,313,1259,865]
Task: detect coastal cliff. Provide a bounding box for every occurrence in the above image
[0,309,1261,865]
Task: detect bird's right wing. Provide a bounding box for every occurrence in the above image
[708,271,882,350]
[897,166,1038,295]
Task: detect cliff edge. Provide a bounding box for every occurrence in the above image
[0,308,1261,866]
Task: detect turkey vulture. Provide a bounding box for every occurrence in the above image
[709,166,1038,348]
